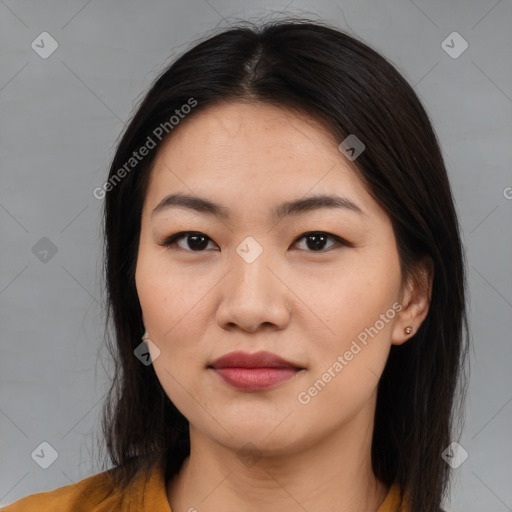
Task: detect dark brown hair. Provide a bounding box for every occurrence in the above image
[98,18,469,512]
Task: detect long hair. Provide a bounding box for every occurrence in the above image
[99,19,469,512]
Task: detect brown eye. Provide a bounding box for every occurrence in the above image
[162,232,217,251]
[292,232,350,252]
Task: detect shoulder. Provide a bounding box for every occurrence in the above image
[380,482,446,512]
[1,467,125,512]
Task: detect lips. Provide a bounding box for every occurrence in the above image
[208,351,304,392]
[209,350,302,370]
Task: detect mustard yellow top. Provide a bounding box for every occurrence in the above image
[2,455,407,511]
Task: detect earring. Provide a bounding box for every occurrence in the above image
[404,326,414,335]
[141,331,150,341]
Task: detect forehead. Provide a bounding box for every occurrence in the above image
[167,101,342,150]
[143,101,380,221]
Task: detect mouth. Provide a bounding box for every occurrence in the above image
[207,350,305,392]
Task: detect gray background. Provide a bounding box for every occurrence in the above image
[1,1,511,510]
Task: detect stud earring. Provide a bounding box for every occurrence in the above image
[404,326,414,335]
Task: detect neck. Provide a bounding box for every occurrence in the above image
[167,398,389,512]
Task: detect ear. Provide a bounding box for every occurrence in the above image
[391,256,434,345]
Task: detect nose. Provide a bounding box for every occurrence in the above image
[215,248,292,333]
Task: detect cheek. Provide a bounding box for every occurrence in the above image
[296,289,398,421]
[136,253,207,414]
[301,248,401,381]
[136,246,202,333]
[299,250,400,336]
[135,249,215,397]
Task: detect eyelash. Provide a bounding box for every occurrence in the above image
[160,231,353,253]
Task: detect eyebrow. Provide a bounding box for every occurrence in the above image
[151,192,365,222]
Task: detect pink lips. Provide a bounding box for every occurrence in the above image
[208,350,304,391]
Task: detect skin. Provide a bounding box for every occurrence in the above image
[135,101,433,512]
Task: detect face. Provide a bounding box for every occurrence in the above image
[135,101,418,455]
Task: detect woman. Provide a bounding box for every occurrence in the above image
[4,18,468,512]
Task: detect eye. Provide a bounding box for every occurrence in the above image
[161,231,351,253]
[291,231,350,252]
[162,231,218,252]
